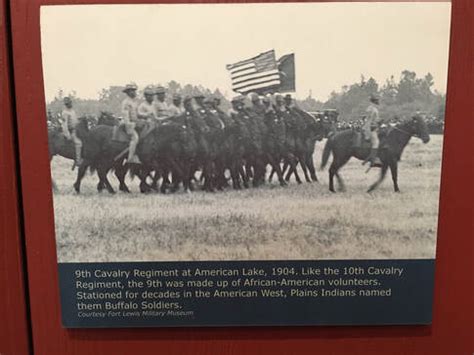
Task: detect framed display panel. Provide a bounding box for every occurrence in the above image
[9,0,473,354]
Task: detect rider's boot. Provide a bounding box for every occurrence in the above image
[127,141,141,165]
[369,148,382,167]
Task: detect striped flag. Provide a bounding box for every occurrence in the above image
[226,50,281,95]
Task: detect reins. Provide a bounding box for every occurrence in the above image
[392,124,419,139]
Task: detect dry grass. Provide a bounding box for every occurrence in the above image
[52,136,443,262]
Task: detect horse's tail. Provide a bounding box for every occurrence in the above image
[320,137,333,170]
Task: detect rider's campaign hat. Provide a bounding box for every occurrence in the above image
[63,96,72,104]
[155,86,166,94]
[144,85,155,95]
[123,82,138,92]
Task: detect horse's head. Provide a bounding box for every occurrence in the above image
[75,116,92,139]
[409,115,430,143]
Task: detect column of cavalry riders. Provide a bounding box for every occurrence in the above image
[57,83,400,194]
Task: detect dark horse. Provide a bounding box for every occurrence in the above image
[320,115,430,193]
[73,116,132,194]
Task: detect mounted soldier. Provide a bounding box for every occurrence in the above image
[154,86,171,121]
[211,97,235,129]
[182,95,213,191]
[120,82,141,164]
[137,85,158,121]
[202,97,226,134]
[168,94,185,117]
[363,93,383,167]
[61,96,83,166]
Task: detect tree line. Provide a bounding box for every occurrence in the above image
[47,70,446,125]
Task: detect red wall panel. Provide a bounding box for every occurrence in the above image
[9,0,473,354]
[0,0,31,354]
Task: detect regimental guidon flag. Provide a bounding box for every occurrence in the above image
[226,50,283,95]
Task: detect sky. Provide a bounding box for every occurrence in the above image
[40,2,451,102]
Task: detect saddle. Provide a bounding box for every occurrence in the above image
[112,120,153,143]
[352,126,390,149]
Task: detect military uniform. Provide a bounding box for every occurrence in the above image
[362,94,383,167]
[169,104,185,117]
[61,101,82,165]
[121,96,139,123]
[155,101,171,120]
[263,104,286,156]
[121,83,141,164]
[363,103,381,148]
[137,101,158,121]
[138,85,158,121]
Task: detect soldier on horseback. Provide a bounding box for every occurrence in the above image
[154,86,171,121]
[61,96,83,166]
[137,85,158,121]
[168,94,185,116]
[363,93,383,167]
[121,82,141,165]
[212,97,235,128]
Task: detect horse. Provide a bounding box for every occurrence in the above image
[138,117,198,194]
[73,116,134,194]
[291,109,330,183]
[320,115,430,193]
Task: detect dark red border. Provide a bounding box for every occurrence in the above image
[0,0,31,354]
[9,0,473,354]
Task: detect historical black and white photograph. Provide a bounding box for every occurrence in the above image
[41,3,451,262]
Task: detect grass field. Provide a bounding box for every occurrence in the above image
[51,136,443,262]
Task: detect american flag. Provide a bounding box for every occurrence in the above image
[226,50,281,95]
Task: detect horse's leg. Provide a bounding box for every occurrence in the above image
[160,168,170,194]
[268,166,276,183]
[334,155,350,192]
[97,166,115,194]
[238,162,249,188]
[115,164,130,193]
[103,166,116,194]
[252,155,265,187]
[286,154,302,184]
[367,163,389,193]
[328,160,337,193]
[169,158,185,193]
[298,151,312,183]
[230,160,241,190]
[268,154,286,186]
[284,158,294,182]
[306,149,318,182]
[204,160,215,192]
[73,164,88,194]
[150,170,160,191]
[389,160,400,192]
